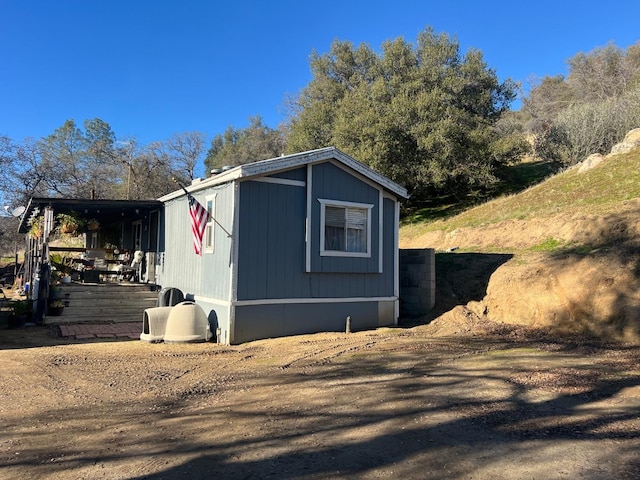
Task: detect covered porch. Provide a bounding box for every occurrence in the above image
[17,197,163,325]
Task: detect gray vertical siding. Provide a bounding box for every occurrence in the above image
[236,179,307,300]
[156,150,406,344]
[158,182,234,301]
[236,161,399,301]
[233,300,395,344]
[309,162,380,273]
[269,168,306,182]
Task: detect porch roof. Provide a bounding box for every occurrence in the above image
[18,197,163,233]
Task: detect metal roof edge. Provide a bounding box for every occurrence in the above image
[330,149,409,199]
[157,169,241,202]
[158,147,409,201]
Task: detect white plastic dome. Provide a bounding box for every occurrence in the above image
[140,306,174,343]
[163,301,212,343]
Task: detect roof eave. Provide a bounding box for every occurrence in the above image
[17,197,163,233]
[158,147,409,201]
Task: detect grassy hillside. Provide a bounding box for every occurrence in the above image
[401,148,640,246]
[399,145,640,343]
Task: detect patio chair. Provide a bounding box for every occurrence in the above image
[117,250,144,282]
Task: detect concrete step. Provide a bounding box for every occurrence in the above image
[45,282,160,326]
[48,313,147,325]
[61,303,157,316]
[55,283,157,297]
[61,298,157,311]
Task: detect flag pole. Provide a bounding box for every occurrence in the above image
[174,178,232,238]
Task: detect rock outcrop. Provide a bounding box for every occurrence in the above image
[577,153,604,173]
[577,127,640,173]
[608,127,640,157]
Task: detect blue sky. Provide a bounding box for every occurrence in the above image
[2,0,639,152]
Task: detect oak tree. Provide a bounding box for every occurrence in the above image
[286,27,522,204]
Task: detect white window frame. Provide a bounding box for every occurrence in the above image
[318,198,373,258]
[204,193,217,254]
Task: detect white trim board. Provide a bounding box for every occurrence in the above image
[233,296,397,307]
[191,295,231,306]
[305,164,313,272]
[318,198,373,258]
[248,177,306,187]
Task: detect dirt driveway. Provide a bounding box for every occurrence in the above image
[1,322,639,480]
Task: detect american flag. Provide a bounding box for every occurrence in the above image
[188,193,210,255]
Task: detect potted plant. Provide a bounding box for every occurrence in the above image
[56,211,84,234]
[8,299,33,328]
[47,299,65,316]
[29,216,43,238]
[87,218,100,231]
[50,253,75,283]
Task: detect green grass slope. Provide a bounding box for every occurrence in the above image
[400,146,640,344]
[401,148,640,251]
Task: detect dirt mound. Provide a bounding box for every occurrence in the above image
[484,252,640,343]
[407,200,640,344]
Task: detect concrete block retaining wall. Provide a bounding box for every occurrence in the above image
[399,248,435,318]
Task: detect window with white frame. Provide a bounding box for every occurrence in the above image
[204,194,217,253]
[319,199,372,256]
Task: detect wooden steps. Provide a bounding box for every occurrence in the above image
[44,282,159,325]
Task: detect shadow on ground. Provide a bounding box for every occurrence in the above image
[3,332,638,479]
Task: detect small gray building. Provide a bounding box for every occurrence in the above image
[158,147,409,344]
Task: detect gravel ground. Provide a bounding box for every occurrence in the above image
[1,321,639,480]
